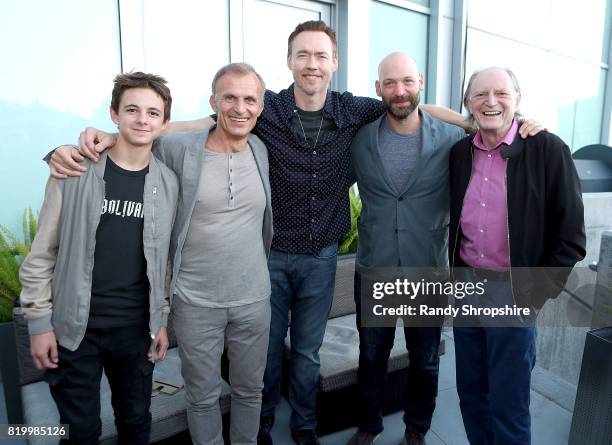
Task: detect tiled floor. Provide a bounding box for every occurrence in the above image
[268,330,574,445]
[0,329,575,445]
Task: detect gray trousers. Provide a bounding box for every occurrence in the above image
[173,298,271,445]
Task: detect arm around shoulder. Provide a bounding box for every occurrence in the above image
[421,104,474,132]
[166,116,215,134]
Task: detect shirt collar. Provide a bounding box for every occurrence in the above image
[279,84,336,122]
[473,119,519,152]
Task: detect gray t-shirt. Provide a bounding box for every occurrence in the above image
[175,144,270,307]
[377,116,422,193]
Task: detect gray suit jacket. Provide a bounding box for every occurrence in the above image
[153,129,273,296]
[351,110,464,269]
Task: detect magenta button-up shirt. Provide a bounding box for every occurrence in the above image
[459,120,519,270]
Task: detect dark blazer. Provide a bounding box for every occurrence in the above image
[351,110,465,269]
[449,131,586,308]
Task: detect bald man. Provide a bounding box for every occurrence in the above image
[346,53,544,445]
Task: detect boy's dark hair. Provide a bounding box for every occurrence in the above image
[287,20,337,58]
[111,72,172,122]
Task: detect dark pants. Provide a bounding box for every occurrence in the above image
[453,272,537,445]
[261,243,338,431]
[354,270,441,435]
[45,324,153,445]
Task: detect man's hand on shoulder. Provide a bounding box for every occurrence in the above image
[518,118,547,138]
[79,127,117,161]
[30,331,59,369]
[50,145,86,178]
[49,128,118,179]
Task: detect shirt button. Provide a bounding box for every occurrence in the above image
[481,202,486,207]
[313,150,317,155]
[488,154,492,158]
[480,253,485,258]
[484,177,489,181]
[479,229,484,233]
[398,196,404,201]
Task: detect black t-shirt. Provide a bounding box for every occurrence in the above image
[88,156,150,328]
[291,108,336,147]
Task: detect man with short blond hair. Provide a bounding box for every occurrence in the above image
[158,62,273,445]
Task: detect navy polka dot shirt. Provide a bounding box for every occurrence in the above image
[254,85,384,254]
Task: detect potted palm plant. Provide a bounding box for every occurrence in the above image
[338,186,361,255]
[0,208,37,321]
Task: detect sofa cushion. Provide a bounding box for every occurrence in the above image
[22,348,231,445]
[285,314,409,393]
[328,255,357,319]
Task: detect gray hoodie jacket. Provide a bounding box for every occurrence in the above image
[20,152,178,351]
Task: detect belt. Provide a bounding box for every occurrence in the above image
[470,267,510,281]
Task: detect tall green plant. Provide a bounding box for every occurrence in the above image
[338,186,362,254]
[0,208,38,322]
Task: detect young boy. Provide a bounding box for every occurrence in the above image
[19,72,179,445]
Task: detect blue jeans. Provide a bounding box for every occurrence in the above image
[454,271,537,445]
[261,244,338,431]
[354,270,441,435]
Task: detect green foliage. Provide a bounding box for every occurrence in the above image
[338,186,362,254]
[0,208,38,322]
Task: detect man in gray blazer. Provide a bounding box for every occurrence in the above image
[154,63,273,445]
[347,52,465,445]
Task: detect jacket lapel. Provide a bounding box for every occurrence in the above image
[398,110,436,195]
[248,134,272,208]
[367,115,399,194]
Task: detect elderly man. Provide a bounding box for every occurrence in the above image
[449,67,585,445]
